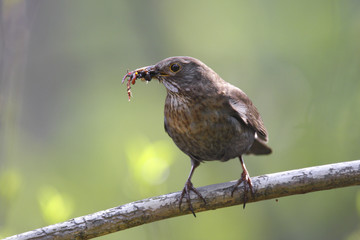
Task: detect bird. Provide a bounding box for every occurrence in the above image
[124,56,272,217]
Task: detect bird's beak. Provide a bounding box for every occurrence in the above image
[135,65,158,81]
[133,65,168,81]
[134,65,153,73]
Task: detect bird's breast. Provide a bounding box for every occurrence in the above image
[164,94,254,161]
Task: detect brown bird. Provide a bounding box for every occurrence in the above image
[124,56,271,217]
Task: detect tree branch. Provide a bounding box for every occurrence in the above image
[6,160,360,240]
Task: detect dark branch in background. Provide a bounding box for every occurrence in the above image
[5,160,360,240]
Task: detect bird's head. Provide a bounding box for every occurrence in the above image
[135,56,222,95]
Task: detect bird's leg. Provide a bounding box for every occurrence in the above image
[231,156,254,208]
[179,159,206,217]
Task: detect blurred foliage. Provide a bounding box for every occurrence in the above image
[125,137,175,196]
[0,169,21,202]
[1,0,360,239]
[38,185,74,224]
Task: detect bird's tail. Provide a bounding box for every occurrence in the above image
[246,138,272,155]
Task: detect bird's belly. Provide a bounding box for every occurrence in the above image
[165,106,254,161]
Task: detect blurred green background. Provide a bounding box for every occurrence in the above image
[1,0,360,239]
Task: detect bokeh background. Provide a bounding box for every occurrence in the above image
[1,0,360,239]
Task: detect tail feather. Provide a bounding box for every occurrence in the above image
[246,138,272,155]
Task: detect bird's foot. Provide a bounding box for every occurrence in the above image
[231,170,254,208]
[179,180,206,217]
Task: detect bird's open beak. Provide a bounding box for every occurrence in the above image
[135,65,157,81]
[133,65,168,81]
[133,65,153,72]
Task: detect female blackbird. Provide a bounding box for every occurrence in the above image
[128,56,271,216]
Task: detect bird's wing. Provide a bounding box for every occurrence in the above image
[227,84,268,142]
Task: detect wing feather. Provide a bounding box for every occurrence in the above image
[227,84,268,142]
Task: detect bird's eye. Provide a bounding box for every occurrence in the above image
[170,63,181,73]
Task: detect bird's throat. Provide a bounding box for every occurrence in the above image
[162,80,179,93]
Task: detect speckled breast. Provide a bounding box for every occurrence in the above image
[164,94,255,162]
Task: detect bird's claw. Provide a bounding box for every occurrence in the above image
[231,170,254,208]
[179,180,206,217]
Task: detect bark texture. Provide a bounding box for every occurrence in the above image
[5,160,360,240]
